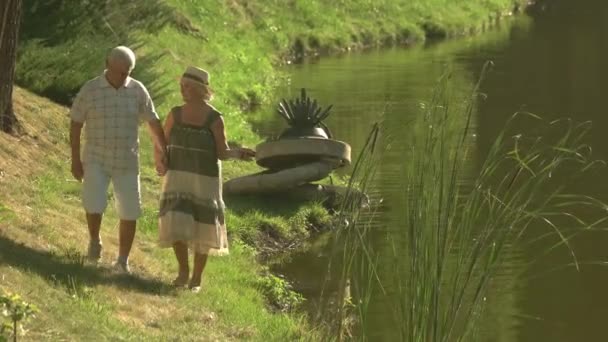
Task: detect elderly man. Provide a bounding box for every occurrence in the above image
[69,46,167,272]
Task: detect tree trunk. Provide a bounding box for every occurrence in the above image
[0,0,22,134]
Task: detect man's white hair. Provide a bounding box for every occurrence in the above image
[108,46,136,70]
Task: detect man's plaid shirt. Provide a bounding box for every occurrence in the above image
[70,72,159,173]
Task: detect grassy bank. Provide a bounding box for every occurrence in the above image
[0,88,328,340]
[3,0,528,340]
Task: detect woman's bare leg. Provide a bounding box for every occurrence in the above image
[190,252,208,288]
[172,242,189,285]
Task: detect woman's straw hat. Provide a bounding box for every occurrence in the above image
[182,66,210,85]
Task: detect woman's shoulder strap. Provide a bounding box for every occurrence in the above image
[205,109,223,128]
[171,106,182,123]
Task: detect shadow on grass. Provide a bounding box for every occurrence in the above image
[0,234,171,296]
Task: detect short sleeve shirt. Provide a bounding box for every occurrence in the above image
[70,72,159,173]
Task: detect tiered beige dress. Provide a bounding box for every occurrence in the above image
[158,106,229,255]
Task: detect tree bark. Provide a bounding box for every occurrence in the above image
[0,0,22,134]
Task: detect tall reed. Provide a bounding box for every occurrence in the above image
[326,63,607,341]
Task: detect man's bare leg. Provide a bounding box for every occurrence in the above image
[86,213,103,262]
[118,220,136,264]
[113,219,136,273]
[86,213,102,240]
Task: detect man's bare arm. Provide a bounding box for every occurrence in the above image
[70,121,84,181]
[147,119,167,152]
[147,119,168,175]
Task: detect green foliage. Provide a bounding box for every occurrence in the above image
[0,292,38,341]
[227,201,332,254]
[291,204,333,233]
[137,207,160,236]
[257,271,305,312]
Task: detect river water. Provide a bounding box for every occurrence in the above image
[255,1,608,340]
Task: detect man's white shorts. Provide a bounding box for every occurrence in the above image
[82,163,142,220]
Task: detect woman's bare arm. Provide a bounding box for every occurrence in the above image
[210,116,255,161]
[163,111,174,143]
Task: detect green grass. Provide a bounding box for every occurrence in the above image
[330,67,608,340]
[0,204,16,224]
[227,203,333,254]
[1,143,325,340]
[1,176,321,340]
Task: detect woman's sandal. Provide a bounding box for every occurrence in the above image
[172,275,189,288]
[188,280,202,293]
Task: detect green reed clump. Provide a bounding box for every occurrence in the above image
[316,122,382,340]
[328,63,607,341]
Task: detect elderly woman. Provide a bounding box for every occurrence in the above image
[159,66,255,291]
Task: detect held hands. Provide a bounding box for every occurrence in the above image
[155,149,168,176]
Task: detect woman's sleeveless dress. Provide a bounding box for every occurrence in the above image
[158,106,229,255]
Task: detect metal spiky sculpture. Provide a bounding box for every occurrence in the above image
[277,88,333,139]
